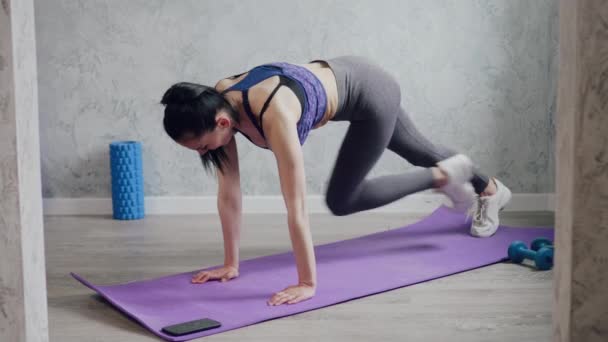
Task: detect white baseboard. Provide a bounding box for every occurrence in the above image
[43,193,555,216]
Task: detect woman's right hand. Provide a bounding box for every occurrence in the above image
[191,265,239,284]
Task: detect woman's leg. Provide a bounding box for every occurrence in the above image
[323,55,480,216]
[387,107,490,194]
[385,106,514,238]
[324,113,436,216]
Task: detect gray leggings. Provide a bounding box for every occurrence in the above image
[315,56,490,216]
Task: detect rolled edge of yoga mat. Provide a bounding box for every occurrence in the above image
[109,141,145,220]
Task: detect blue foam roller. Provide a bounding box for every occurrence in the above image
[109,141,145,220]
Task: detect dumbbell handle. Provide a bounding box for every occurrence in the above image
[535,242,553,249]
[518,246,538,260]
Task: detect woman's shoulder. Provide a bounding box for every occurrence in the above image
[216,71,300,120]
[214,70,250,92]
[214,78,231,93]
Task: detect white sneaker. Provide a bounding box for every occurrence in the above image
[439,182,476,213]
[469,178,512,237]
[436,154,475,213]
[436,154,474,185]
[437,154,476,212]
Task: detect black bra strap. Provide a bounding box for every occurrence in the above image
[259,79,286,118]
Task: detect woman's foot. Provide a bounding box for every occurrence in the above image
[438,182,477,212]
[434,154,476,213]
[469,178,512,237]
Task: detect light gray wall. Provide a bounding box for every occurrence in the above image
[34,0,558,198]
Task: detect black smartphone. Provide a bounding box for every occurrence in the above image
[161,318,221,336]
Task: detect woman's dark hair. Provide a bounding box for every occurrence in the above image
[161,82,240,175]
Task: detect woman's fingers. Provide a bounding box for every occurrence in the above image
[286,295,305,304]
[192,271,222,283]
[191,271,210,283]
[276,295,295,305]
[268,292,295,305]
[191,274,201,283]
[267,285,315,306]
[192,267,239,284]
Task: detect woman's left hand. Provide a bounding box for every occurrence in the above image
[267,283,316,306]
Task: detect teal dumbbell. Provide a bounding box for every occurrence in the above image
[508,241,554,270]
[530,237,553,252]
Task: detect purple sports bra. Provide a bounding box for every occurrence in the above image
[221,62,328,149]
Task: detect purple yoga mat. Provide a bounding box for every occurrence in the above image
[71,206,553,341]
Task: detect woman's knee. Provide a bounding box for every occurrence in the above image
[324,189,354,216]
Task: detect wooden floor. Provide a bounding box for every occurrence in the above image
[45,210,554,342]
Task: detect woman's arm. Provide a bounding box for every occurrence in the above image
[263,101,317,300]
[217,135,242,269]
[191,135,242,284]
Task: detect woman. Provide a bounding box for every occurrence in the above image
[160,56,512,307]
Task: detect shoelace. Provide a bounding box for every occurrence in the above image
[467,196,489,224]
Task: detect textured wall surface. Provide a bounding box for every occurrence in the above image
[0,0,49,341]
[34,0,558,198]
[554,0,608,341]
